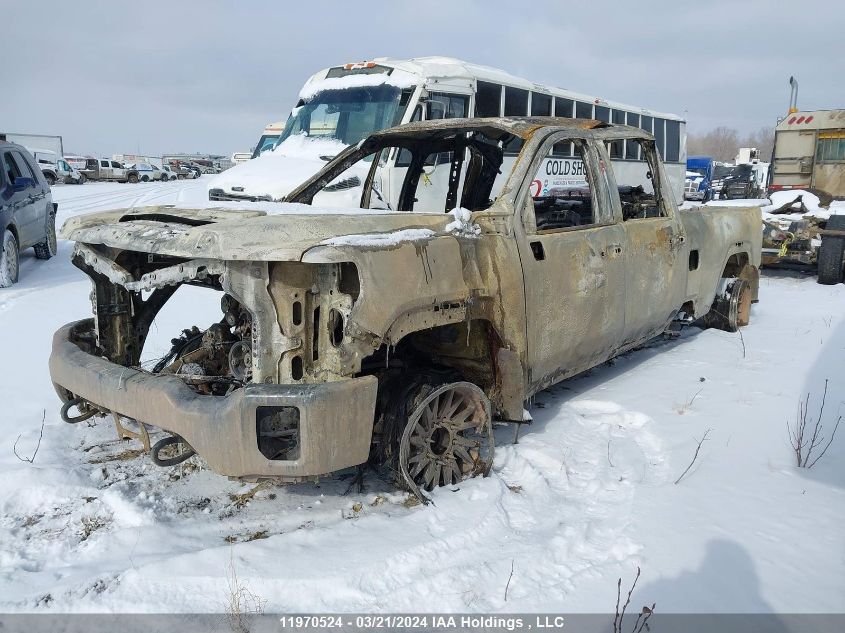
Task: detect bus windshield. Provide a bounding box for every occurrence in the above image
[278,85,411,148]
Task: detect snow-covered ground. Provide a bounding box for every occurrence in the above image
[1,181,843,614]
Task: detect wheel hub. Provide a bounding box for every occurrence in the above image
[398,381,494,501]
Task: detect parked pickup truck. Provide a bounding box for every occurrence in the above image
[80,158,139,183]
[49,117,761,500]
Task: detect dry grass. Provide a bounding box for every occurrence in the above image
[88,448,144,464]
[402,494,422,508]
[228,482,270,509]
[223,555,267,633]
[78,516,109,541]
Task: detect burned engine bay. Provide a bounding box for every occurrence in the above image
[70,242,264,396]
[151,293,253,395]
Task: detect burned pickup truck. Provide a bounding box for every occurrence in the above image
[50,117,761,499]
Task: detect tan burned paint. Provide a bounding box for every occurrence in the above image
[49,118,762,481]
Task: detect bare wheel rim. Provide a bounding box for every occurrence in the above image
[399,382,493,501]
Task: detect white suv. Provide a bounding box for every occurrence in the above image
[160,165,179,181]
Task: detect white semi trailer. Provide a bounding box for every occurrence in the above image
[0,133,63,158]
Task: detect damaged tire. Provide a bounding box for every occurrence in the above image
[817,215,845,285]
[0,229,20,287]
[704,278,752,332]
[398,381,494,502]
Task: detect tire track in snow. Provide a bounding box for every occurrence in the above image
[332,397,670,612]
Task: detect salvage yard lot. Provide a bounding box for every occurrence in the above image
[0,181,843,613]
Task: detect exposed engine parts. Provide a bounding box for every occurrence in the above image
[153,294,253,395]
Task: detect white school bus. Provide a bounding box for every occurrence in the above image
[208,57,686,204]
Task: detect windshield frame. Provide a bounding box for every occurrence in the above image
[283,120,535,213]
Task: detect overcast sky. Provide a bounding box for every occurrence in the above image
[3,0,843,157]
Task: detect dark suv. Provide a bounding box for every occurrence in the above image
[0,141,57,287]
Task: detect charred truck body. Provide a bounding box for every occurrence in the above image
[50,118,762,499]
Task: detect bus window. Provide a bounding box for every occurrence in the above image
[610,110,625,158]
[555,97,573,118]
[626,113,641,159]
[531,93,552,116]
[502,87,528,154]
[425,93,469,165]
[476,81,502,117]
[653,119,666,159]
[665,120,680,162]
[504,87,529,115]
[552,142,572,157]
[427,93,469,120]
[576,101,593,119]
[594,105,610,123]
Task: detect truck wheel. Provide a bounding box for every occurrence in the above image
[705,278,751,332]
[78,173,86,184]
[0,230,20,287]
[128,173,139,183]
[45,173,56,186]
[141,175,149,182]
[398,381,494,502]
[33,212,57,260]
[817,216,845,285]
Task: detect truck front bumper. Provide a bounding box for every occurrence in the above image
[49,319,378,480]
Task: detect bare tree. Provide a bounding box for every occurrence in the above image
[744,126,775,161]
[788,380,842,468]
[613,567,655,633]
[688,127,740,161]
[687,125,774,163]
[13,410,46,464]
[674,429,712,484]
